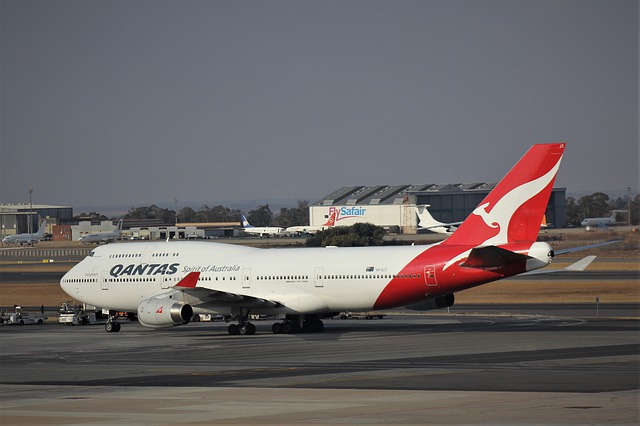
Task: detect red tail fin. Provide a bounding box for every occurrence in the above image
[443,143,565,246]
[323,211,336,227]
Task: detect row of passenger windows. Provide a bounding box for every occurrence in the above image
[164,276,238,282]
[62,278,98,283]
[107,252,180,259]
[257,275,309,281]
[107,277,156,283]
[320,274,419,280]
[63,273,420,285]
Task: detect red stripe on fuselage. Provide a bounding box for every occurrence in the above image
[372,244,530,310]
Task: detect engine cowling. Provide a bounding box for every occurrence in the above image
[137,298,193,328]
[404,294,455,311]
[526,241,554,271]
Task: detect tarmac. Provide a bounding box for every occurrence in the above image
[1,308,638,425]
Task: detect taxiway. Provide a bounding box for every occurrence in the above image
[1,311,637,424]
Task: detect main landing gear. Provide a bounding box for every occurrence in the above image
[227,322,256,335]
[271,314,324,334]
[227,308,256,335]
[225,313,325,335]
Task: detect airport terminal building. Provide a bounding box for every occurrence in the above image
[310,183,567,233]
[0,204,73,239]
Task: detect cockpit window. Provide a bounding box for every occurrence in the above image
[89,251,95,257]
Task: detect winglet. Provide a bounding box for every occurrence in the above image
[175,272,201,288]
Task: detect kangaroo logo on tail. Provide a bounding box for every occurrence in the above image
[444,143,565,248]
[470,155,562,245]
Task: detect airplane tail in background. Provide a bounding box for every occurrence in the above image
[443,143,565,247]
[416,205,444,228]
[241,215,252,228]
[322,211,337,227]
[35,220,47,237]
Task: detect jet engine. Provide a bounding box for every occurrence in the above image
[404,294,454,311]
[137,297,193,328]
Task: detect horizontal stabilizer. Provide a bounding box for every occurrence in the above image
[554,240,621,255]
[460,246,530,268]
[522,255,597,275]
[564,255,597,271]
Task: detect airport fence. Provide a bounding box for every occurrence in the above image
[0,248,91,260]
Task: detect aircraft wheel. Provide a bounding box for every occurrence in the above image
[282,323,293,334]
[105,321,121,333]
[238,323,256,335]
[228,323,240,335]
[272,322,283,334]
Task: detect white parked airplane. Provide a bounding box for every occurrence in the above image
[415,205,462,235]
[580,211,625,228]
[240,215,285,237]
[60,143,610,335]
[2,219,47,245]
[79,219,123,244]
[417,206,551,235]
[286,211,337,235]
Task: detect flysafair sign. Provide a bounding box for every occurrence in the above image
[330,206,367,223]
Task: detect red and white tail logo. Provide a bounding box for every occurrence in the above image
[323,211,337,227]
[156,306,163,314]
[444,143,565,247]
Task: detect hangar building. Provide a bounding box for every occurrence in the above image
[310,184,566,234]
[0,204,73,239]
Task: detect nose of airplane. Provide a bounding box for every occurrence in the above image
[60,269,78,297]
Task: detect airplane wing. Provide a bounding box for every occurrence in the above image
[174,272,280,309]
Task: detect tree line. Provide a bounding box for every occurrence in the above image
[77,193,639,227]
[79,201,311,227]
[566,192,638,227]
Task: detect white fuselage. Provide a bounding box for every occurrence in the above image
[61,241,433,314]
[242,227,285,236]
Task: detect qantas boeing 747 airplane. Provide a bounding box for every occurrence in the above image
[61,143,599,335]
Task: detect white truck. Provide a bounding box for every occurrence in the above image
[58,301,104,325]
[1,307,47,325]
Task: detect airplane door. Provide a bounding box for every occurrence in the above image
[424,265,438,287]
[161,275,170,289]
[314,267,324,288]
[101,272,109,290]
[141,244,156,264]
[242,268,251,289]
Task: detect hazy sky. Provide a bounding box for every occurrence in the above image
[1,0,637,211]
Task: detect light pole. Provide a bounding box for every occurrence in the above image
[28,187,33,243]
[627,187,632,229]
[174,197,179,226]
